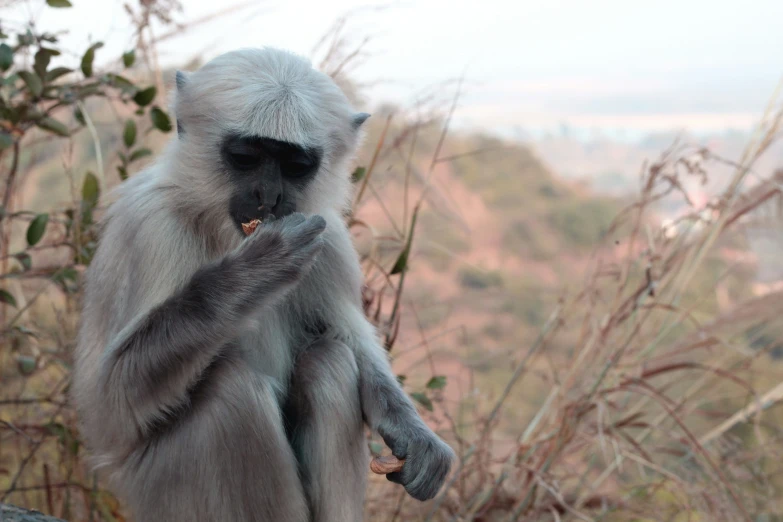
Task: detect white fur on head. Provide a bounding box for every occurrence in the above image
[167,47,367,219]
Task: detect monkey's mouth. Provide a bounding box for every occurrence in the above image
[234,206,275,236]
[238,212,273,235]
[230,195,295,235]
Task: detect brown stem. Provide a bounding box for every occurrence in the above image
[1,140,21,217]
[1,140,21,324]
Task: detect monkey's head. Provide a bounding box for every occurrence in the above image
[169,47,368,235]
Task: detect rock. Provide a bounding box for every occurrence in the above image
[0,504,65,522]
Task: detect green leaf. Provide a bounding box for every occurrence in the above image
[117,165,128,181]
[82,171,99,206]
[0,289,16,308]
[14,252,32,271]
[122,50,135,68]
[17,355,36,375]
[20,105,43,121]
[80,42,103,78]
[36,117,69,137]
[129,148,152,163]
[107,73,135,93]
[18,70,43,97]
[74,106,86,126]
[46,66,72,82]
[3,73,19,87]
[0,131,13,150]
[0,43,13,71]
[390,208,419,275]
[150,106,172,132]
[64,208,74,233]
[123,119,136,148]
[2,105,20,125]
[34,48,56,78]
[52,267,78,284]
[45,422,79,455]
[75,84,100,99]
[76,241,96,265]
[12,325,37,338]
[17,30,34,48]
[45,422,67,439]
[351,166,366,183]
[79,199,93,227]
[46,0,73,7]
[133,86,156,106]
[426,376,447,390]
[26,213,49,246]
[369,441,384,456]
[410,392,433,412]
[397,374,407,385]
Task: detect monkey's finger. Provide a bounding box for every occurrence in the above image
[385,471,404,485]
[290,215,326,243]
[304,215,327,233]
[282,212,307,227]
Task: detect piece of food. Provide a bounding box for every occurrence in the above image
[370,455,405,474]
[242,219,262,236]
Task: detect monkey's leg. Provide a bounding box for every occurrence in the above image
[285,340,368,522]
[121,357,309,522]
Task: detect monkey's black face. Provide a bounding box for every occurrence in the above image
[222,135,322,233]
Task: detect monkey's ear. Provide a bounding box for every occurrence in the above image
[175,70,189,91]
[174,71,189,138]
[352,112,371,129]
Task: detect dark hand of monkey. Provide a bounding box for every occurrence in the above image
[379,426,455,501]
[370,455,405,474]
[228,212,326,309]
[236,213,325,268]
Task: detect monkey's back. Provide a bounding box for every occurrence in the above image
[70,166,211,470]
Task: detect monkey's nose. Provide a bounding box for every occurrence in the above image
[254,189,282,213]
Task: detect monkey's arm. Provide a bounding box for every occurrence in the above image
[96,213,325,444]
[316,223,455,496]
[346,309,454,501]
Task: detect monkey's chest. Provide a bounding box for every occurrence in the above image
[235,306,330,384]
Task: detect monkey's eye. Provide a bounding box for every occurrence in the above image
[282,160,316,178]
[227,151,262,170]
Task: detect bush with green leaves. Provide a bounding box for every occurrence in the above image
[0,0,173,312]
[0,2,177,518]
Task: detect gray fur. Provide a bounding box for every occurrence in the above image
[71,47,454,522]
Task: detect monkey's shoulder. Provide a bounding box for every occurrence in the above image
[85,186,210,322]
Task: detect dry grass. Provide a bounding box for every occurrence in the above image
[359,101,783,521]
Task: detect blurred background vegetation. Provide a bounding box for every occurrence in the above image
[1,1,783,521]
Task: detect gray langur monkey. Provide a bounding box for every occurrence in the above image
[70,47,455,522]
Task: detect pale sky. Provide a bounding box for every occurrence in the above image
[7,0,783,138]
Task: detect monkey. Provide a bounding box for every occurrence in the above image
[69,47,455,522]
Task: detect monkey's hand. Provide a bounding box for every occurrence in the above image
[379,424,455,501]
[233,212,326,293]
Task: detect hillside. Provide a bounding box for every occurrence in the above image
[347,116,628,429]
